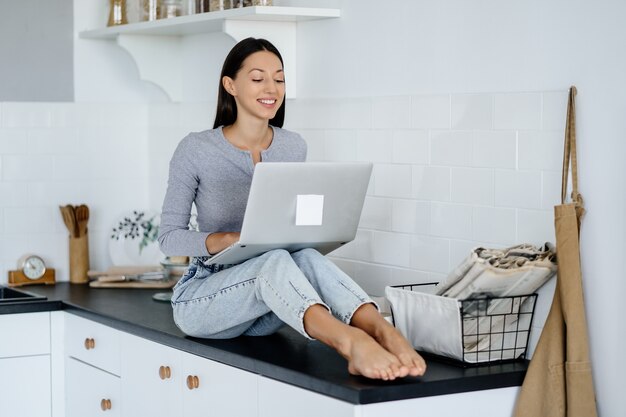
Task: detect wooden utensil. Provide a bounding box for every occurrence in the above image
[59,205,77,238]
[75,204,90,237]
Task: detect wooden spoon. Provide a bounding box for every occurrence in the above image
[59,205,77,238]
[75,204,90,237]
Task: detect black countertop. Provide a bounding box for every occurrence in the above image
[1,283,528,405]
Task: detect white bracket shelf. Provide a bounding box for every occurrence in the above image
[79,6,340,101]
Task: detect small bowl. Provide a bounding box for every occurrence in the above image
[161,257,190,279]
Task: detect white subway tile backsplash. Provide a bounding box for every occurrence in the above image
[451,94,493,130]
[356,129,393,163]
[412,166,451,201]
[101,103,148,128]
[0,91,560,289]
[0,234,30,267]
[390,268,431,287]
[494,170,542,209]
[409,235,450,273]
[298,129,325,162]
[451,168,494,205]
[0,128,28,154]
[75,103,104,128]
[49,103,78,128]
[373,164,412,198]
[392,129,429,164]
[360,197,393,231]
[287,99,341,129]
[353,261,393,296]
[430,202,473,240]
[450,239,480,270]
[0,182,29,207]
[370,231,411,267]
[391,199,430,234]
[29,128,79,154]
[324,129,357,162]
[430,130,473,167]
[473,130,516,169]
[27,182,85,210]
[541,91,568,131]
[410,95,450,129]
[494,93,541,130]
[2,154,54,181]
[338,97,372,129]
[472,206,516,244]
[518,131,562,171]
[372,96,411,129]
[517,209,555,245]
[541,171,562,209]
[1,102,52,127]
[3,207,56,234]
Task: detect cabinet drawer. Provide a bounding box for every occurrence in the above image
[66,357,121,417]
[182,352,258,417]
[0,312,50,358]
[65,313,121,375]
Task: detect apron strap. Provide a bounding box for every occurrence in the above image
[561,86,583,206]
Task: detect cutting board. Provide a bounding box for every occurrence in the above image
[89,279,176,289]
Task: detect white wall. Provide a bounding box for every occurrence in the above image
[291,1,625,416]
[0,102,150,281]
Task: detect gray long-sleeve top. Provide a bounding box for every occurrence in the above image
[158,126,307,256]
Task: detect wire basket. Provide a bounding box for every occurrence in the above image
[388,283,538,366]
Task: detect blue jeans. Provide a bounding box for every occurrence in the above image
[171,248,375,339]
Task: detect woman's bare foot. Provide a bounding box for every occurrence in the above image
[303,304,407,380]
[338,327,408,380]
[350,303,426,377]
[374,324,426,377]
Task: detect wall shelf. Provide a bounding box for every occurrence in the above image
[79,6,341,100]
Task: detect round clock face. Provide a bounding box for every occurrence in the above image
[22,255,46,280]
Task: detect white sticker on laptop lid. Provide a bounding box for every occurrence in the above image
[296,195,324,226]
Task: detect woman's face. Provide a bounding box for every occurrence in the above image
[223,50,285,123]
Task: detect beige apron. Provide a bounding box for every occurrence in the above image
[514,86,598,417]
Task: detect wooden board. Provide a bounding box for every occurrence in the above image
[89,279,176,289]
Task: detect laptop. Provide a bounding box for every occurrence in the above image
[205,162,373,266]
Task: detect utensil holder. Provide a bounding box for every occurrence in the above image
[69,234,90,284]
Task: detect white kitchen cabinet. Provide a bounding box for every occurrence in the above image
[64,313,122,417]
[258,376,355,417]
[0,355,51,417]
[66,357,121,417]
[181,351,258,417]
[65,313,121,376]
[0,312,51,417]
[120,333,183,417]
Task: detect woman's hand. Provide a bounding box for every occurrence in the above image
[205,232,241,255]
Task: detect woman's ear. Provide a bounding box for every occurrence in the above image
[222,76,236,96]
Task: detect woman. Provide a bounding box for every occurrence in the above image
[158,38,425,381]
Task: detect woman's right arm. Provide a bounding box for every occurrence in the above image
[158,137,213,257]
[205,232,240,255]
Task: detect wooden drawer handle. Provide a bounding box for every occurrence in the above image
[186,375,200,390]
[84,338,95,350]
[100,398,112,411]
[159,365,172,380]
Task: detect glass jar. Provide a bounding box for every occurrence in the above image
[160,0,182,18]
[209,0,233,12]
[250,0,271,5]
[107,0,128,26]
[141,0,160,21]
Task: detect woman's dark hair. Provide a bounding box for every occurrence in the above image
[213,38,285,129]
